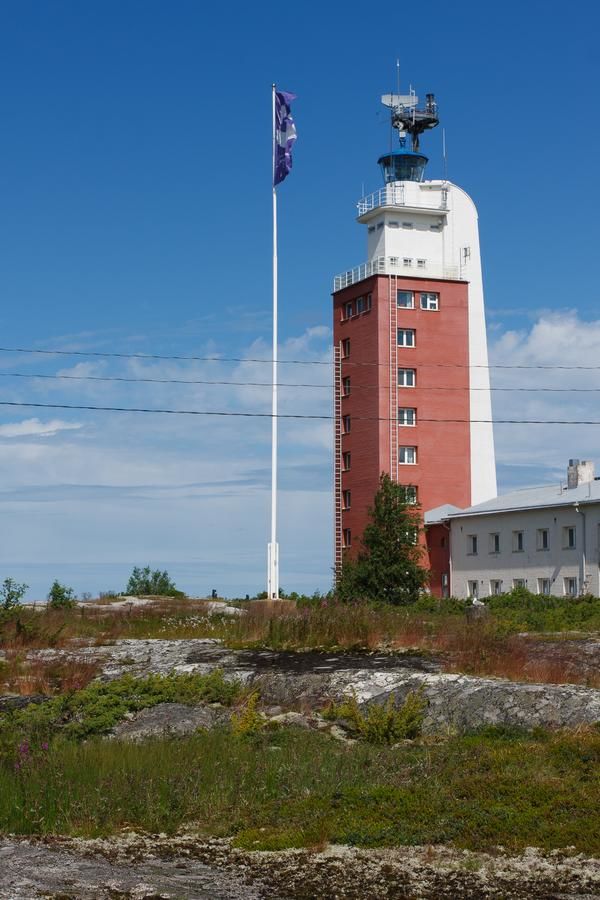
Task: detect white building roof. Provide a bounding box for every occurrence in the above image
[425,479,600,522]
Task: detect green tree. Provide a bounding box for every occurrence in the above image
[125,566,184,597]
[47,580,77,609]
[0,577,28,611]
[336,473,428,605]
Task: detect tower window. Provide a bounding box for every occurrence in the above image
[344,301,353,319]
[388,221,400,228]
[420,292,439,310]
[341,338,350,358]
[402,222,413,229]
[376,222,384,230]
[397,329,416,348]
[398,368,416,387]
[342,451,351,471]
[401,485,418,505]
[398,407,416,426]
[417,259,426,269]
[343,528,352,549]
[368,225,376,233]
[342,490,351,510]
[397,291,414,309]
[403,258,413,267]
[342,415,351,434]
[356,296,365,313]
[399,446,417,465]
[342,376,351,397]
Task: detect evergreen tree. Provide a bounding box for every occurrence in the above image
[337,473,428,605]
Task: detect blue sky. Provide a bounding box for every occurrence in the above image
[0,0,599,599]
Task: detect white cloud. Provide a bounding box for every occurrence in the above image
[0,418,83,439]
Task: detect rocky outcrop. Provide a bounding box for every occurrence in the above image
[108,702,232,742]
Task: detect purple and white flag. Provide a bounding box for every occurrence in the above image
[274,90,297,186]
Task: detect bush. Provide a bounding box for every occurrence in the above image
[125,566,185,597]
[47,580,77,609]
[324,689,426,744]
[0,578,28,612]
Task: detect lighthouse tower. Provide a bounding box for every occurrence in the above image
[333,88,496,594]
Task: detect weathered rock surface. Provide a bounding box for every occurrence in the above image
[109,702,232,742]
[1,835,599,899]
[24,638,600,733]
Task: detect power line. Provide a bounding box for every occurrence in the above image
[3,344,600,371]
[2,398,600,425]
[5,370,600,393]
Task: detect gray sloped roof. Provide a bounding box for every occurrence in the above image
[424,503,463,524]
[425,479,600,522]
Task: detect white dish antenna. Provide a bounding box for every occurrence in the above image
[381,93,418,109]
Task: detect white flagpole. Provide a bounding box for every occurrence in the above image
[268,83,279,599]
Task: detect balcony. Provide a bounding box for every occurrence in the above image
[333,256,461,292]
[357,184,449,218]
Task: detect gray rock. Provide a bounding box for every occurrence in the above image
[109,702,231,742]
[0,693,53,712]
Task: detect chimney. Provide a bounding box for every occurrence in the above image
[567,459,595,489]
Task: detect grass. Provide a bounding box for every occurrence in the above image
[0,726,599,853]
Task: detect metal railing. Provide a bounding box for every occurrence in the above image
[357,184,448,216]
[333,256,460,291]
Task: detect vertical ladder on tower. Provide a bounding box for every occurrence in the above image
[333,343,343,581]
[389,274,399,481]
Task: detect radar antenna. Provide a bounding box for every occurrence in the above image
[381,89,439,152]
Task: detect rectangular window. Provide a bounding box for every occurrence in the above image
[420,292,439,310]
[536,528,549,551]
[538,578,551,595]
[397,328,416,347]
[388,221,399,228]
[512,530,524,552]
[467,534,478,555]
[403,257,413,267]
[399,446,417,465]
[489,533,500,554]
[342,528,351,549]
[342,415,351,434]
[342,489,351,510]
[513,578,527,589]
[490,579,503,596]
[376,222,384,230]
[398,407,416,426]
[398,368,416,387]
[402,221,413,229]
[344,301,353,319]
[401,485,418,505]
[342,376,351,397]
[366,293,372,311]
[342,451,351,471]
[397,290,415,309]
[356,296,365,314]
[563,526,576,549]
[368,225,376,233]
[564,577,578,597]
[468,580,479,599]
[341,338,350,358]
[417,259,426,269]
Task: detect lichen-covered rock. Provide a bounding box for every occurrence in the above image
[108,702,231,742]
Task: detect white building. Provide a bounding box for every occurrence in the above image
[426,460,600,599]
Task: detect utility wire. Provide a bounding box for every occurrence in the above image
[3,344,600,371]
[2,398,600,425]
[4,371,600,393]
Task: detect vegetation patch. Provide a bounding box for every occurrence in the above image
[323,690,426,744]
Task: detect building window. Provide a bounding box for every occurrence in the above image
[513,578,527,589]
[538,578,551,595]
[344,301,353,319]
[401,485,418,505]
[562,526,576,549]
[342,528,351,549]
[399,446,417,465]
[342,489,351,510]
[356,296,365,314]
[398,407,416,426]
[342,376,351,397]
[489,533,500,554]
[468,580,479,599]
[376,222,384,230]
[512,530,524,552]
[403,527,419,545]
[342,451,351,471]
[430,224,441,231]
[490,579,503,596]
[467,534,478,555]
[398,368,416,387]
[397,290,414,309]
[388,221,400,228]
[403,257,413,267]
[368,225,376,233]
[366,293,372,311]
[564,577,578,597]
[341,338,350,358]
[342,415,351,434]
[420,292,439,310]
[402,221,413,228]
[397,328,416,348]
[417,259,426,269]
[536,528,549,551]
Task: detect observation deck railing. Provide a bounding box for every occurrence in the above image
[357,184,449,216]
[333,256,460,292]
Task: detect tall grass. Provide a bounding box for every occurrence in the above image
[1,727,599,853]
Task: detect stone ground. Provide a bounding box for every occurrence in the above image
[26,638,600,732]
[1,836,599,899]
